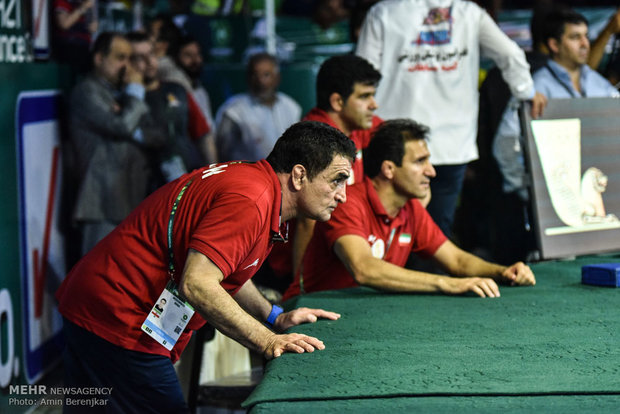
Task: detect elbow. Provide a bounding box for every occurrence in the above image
[178,278,194,302]
[178,274,204,305]
[349,264,372,286]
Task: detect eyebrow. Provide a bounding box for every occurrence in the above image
[334,172,350,181]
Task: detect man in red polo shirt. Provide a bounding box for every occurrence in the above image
[305,54,383,184]
[265,55,384,290]
[283,119,535,301]
[56,121,356,413]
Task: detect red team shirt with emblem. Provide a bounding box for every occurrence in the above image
[56,160,285,362]
[283,177,447,300]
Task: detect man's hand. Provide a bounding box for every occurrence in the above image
[274,307,341,332]
[263,332,326,359]
[502,262,536,286]
[124,62,143,85]
[530,92,547,119]
[440,277,500,298]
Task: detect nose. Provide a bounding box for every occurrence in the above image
[335,185,347,204]
[426,162,436,178]
[369,96,378,110]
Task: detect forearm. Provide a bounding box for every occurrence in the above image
[233,279,273,322]
[480,12,534,100]
[179,251,276,353]
[183,275,274,353]
[349,255,448,293]
[444,250,506,281]
[55,9,88,31]
[589,26,614,70]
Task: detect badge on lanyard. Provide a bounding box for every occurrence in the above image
[142,281,195,351]
[142,179,195,351]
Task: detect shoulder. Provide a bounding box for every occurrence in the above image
[71,76,106,100]
[532,65,554,87]
[276,93,301,109]
[217,94,250,119]
[161,81,187,93]
[221,161,275,194]
[220,94,250,111]
[583,66,617,94]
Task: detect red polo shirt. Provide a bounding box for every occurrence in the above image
[283,177,447,300]
[56,160,285,362]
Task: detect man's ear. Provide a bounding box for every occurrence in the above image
[329,92,344,112]
[380,160,396,180]
[547,38,559,56]
[291,164,307,190]
[93,52,103,68]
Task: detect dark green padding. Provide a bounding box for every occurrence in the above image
[244,255,620,410]
[249,395,620,414]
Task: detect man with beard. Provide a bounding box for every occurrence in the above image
[174,34,217,137]
[215,52,301,162]
[66,31,166,256]
[127,31,212,186]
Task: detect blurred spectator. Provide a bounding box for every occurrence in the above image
[127,31,210,184]
[66,32,165,255]
[356,0,546,239]
[349,1,379,43]
[173,34,218,163]
[493,8,619,260]
[150,14,187,87]
[52,0,98,72]
[313,0,350,30]
[215,52,301,161]
[147,17,218,164]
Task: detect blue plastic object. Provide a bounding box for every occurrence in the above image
[581,263,620,287]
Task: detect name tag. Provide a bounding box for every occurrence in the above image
[141,283,194,351]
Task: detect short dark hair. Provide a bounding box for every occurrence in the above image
[157,17,182,56]
[316,55,381,111]
[247,52,279,77]
[363,119,429,178]
[92,31,124,59]
[172,34,200,61]
[542,8,588,52]
[267,121,357,181]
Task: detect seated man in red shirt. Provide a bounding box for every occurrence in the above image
[267,55,383,289]
[56,121,356,413]
[305,54,383,184]
[283,119,535,301]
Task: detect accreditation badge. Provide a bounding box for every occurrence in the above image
[141,282,194,351]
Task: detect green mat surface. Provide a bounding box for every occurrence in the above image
[244,256,620,411]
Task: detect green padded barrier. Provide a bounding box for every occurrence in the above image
[244,255,620,412]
